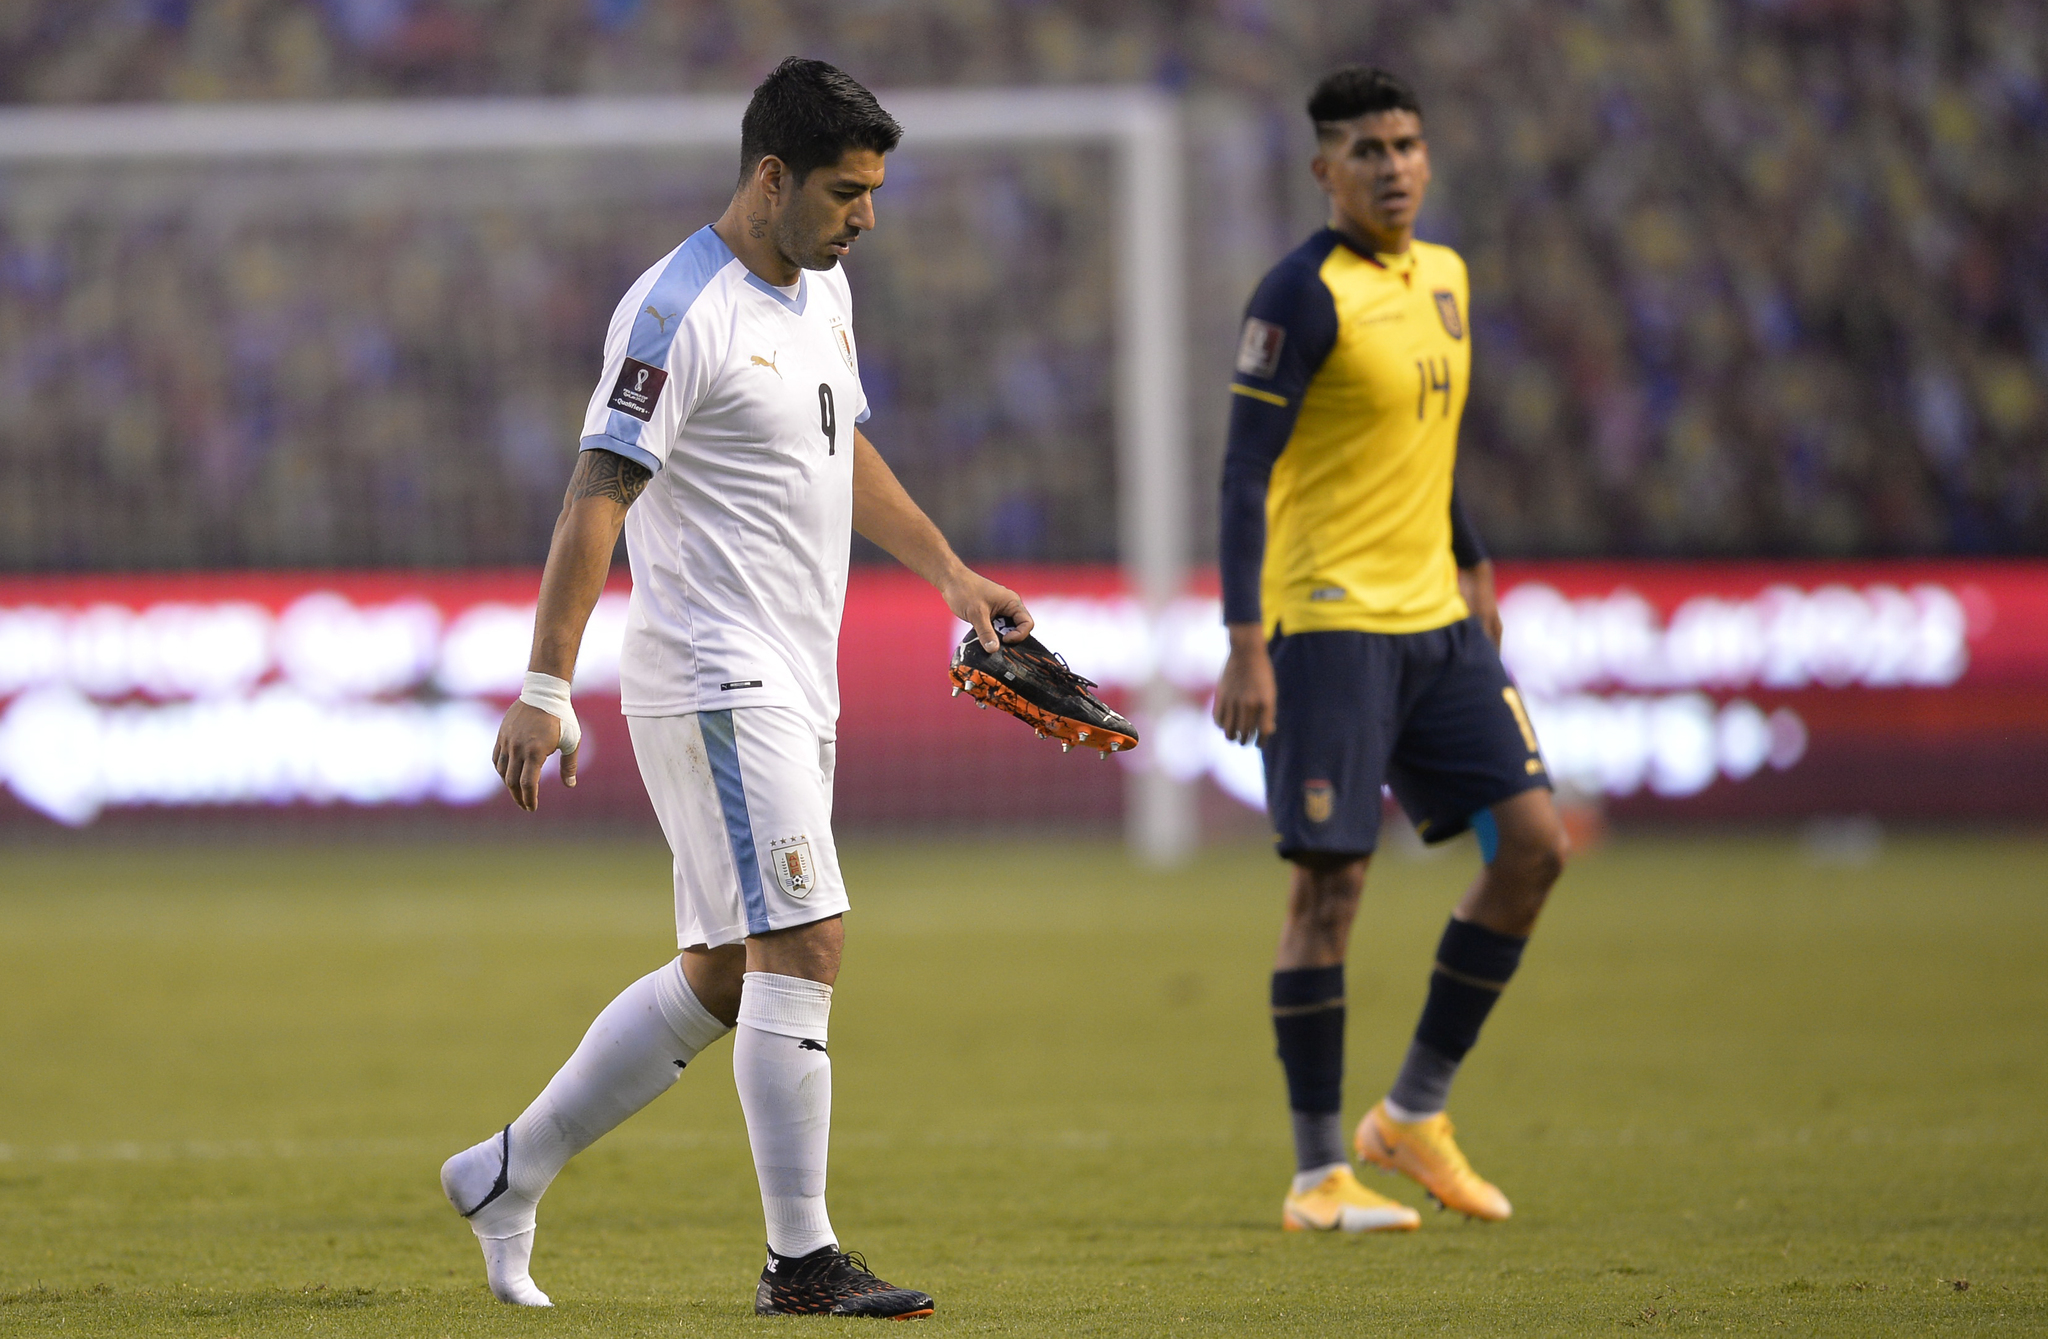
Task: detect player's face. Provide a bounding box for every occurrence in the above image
[777,149,886,271]
[1314,110,1431,245]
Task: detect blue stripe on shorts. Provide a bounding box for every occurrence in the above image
[699,709,772,936]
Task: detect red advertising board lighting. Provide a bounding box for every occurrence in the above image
[0,561,2042,828]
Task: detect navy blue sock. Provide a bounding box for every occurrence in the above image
[1387,919,1527,1116]
[1272,966,1346,1171]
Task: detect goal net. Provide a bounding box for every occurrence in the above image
[0,91,1209,858]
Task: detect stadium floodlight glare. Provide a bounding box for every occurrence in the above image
[0,89,1197,861]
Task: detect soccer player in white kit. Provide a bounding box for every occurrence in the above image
[438,59,1032,1320]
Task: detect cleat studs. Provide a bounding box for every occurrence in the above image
[978,702,987,710]
[1061,742,1071,753]
[1099,749,1110,761]
[951,686,960,697]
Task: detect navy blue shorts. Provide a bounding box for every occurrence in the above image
[1261,619,1550,859]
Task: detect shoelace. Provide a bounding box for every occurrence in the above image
[1007,642,1099,694]
[824,1251,890,1296]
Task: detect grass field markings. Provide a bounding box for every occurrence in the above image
[0,1137,439,1164]
[3,1120,2027,1167]
[1535,1123,2031,1149]
[0,1127,1288,1166]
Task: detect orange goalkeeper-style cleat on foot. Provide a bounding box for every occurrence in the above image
[1280,1165,1421,1233]
[1354,1102,1513,1222]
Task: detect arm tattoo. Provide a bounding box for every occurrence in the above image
[567,448,652,507]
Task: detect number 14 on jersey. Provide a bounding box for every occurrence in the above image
[1415,357,1452,420]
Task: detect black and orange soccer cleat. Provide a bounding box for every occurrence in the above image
[754,1244,935,1319]
[949,624,1139,759]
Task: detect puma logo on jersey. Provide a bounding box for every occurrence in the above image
[644,305,676,333]
[751,353,781,377]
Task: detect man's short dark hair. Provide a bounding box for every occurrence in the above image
[1307,66,1422,140]
[739,57,902,186]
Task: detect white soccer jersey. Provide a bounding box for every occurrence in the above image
[579,226,871,731]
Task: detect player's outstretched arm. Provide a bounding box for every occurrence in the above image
[494,448,651,812]
[849,429,1031,652]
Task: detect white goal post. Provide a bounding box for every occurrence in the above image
[0,89,1198,861]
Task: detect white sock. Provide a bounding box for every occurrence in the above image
[499,958,729,1222]
[733,971,837,1258]
[475,1229,550,1307]
[441,959,729,1302]
[1382,1097,1436,1125]
[1292,1162,1348,1196]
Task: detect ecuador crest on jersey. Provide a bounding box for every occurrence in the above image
[1433,289,1464,340]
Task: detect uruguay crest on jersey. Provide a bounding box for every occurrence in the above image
[828,317,857,376]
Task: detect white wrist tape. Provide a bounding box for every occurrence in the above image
[518,671,581,756]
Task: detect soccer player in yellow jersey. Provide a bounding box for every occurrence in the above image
[1213,67,1571,1234]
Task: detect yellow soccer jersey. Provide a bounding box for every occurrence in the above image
[1218,229,1484,636]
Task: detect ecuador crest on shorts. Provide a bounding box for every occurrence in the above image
[768,836,816,900]
[1303,779,1334,825]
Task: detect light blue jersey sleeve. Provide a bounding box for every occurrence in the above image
[578,226,734,474]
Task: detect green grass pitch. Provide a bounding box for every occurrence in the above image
[2,832,2043,1335]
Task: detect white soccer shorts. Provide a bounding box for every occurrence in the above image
[628,707,849,949]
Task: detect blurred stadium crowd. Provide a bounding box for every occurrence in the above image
[0,147,1119,570]
[1,0,2043,569]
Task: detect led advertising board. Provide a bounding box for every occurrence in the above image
[1,563,2041,829]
